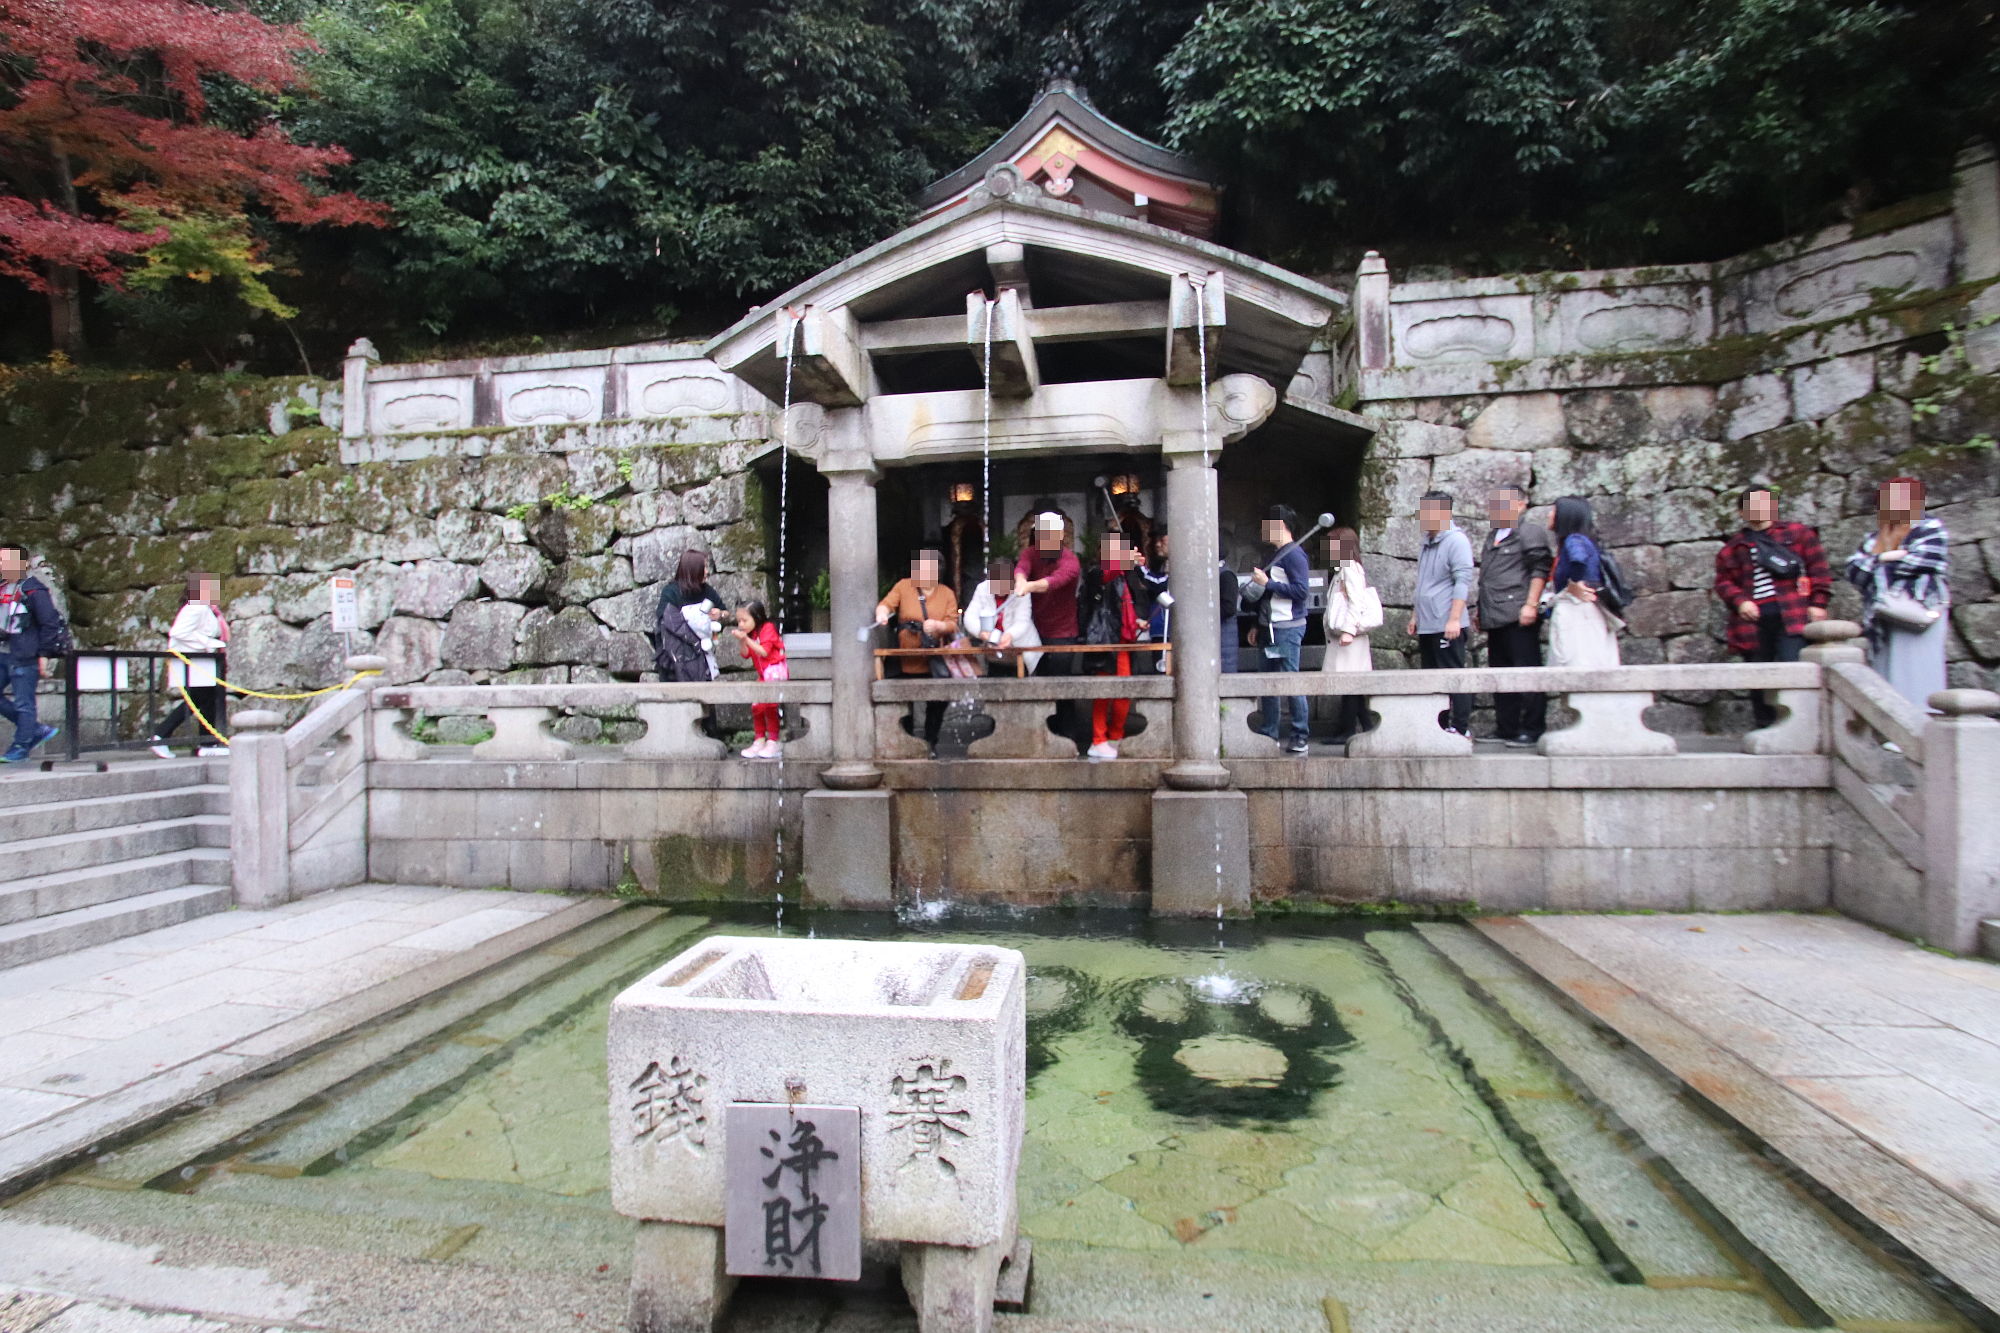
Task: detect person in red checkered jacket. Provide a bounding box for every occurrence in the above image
[1712,487,1832,728]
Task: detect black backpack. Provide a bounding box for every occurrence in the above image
[651,595,712,683]
[1596,547,1634,616]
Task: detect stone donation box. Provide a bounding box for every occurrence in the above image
[609,936,1028,1333]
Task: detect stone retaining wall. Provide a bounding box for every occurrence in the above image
[1347,147,2000,716]
[0,369,775,717]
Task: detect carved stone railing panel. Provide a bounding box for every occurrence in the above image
[625,702,726,760]
[1742,688,1822,755]
[474,706,576,761]
[1347,695,1471,757]
[1541,691,1677,757]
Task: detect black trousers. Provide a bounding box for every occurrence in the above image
[1485,621,1547,739]
[1417,632,1472,733]
[1034,636,1083,748]
[1329,694,1370,740]
[1746,606,1804,727]
[155,685,225,741]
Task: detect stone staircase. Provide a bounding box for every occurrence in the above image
[0,760,231,967]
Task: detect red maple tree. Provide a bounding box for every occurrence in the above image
[0,0,386,355]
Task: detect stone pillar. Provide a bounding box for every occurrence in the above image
[1954,140,2000,283]
[1154,410,1249,916]
[229,709,290,909]
[821,457,882,788]
[1920,689,2000,954]
[1800,621,1866,754]
[1354,252,1391,371]
[1162,445,1226,792]
[805,450,894,908]
[341,337,378,439]
[1954,142,2000,373]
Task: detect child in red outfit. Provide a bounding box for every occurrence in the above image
[730,602,786,759]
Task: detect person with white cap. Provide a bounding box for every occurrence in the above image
[1014,507,1085,750]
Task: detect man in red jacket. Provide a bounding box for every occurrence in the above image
[1015,508,1084,749]
[1712,488,1831,728]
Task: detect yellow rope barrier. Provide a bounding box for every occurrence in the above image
[164,650,382,750]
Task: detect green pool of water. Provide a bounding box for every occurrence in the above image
[370,915,1584,1269]
[19,907,1966,1332]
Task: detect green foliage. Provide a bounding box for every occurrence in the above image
[15,0,2000,361]
[1157,0,1991,264]
[277,0,1029,343]
[1911,314,2000,453]
[808,569,832,610]
[505,481,599,521]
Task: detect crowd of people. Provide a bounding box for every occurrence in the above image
[1285,475,1949,750]
[0,471,1955,766]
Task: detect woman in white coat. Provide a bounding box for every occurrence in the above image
[961,557,1040,675]
[150,571,230,757]
[1319,527,1379,743]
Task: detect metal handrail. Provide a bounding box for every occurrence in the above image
[60,649,226,760]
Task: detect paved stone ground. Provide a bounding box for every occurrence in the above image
[1484,910,2000,1311]
[0,1282,301,1332]
[0,885,592,1192]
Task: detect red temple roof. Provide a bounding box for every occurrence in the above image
[917,80,1220,240]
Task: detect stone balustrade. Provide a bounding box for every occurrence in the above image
[1227,662,1821,758]
[225,647,1995,944]
[369,680,833,763]
[229,655,382,908]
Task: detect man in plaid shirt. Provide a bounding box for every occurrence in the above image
[1713,487,1831,727]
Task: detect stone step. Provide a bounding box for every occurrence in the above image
[0,847,231,931]
[1424,921,1966,1331]
[1981,918,2000,962]
[0,815,228,885]
[0,882,232,968]
[0,758,219,806]
[1367,929,1740,1286]
[80,905,683,1187]
[0,785,229,844]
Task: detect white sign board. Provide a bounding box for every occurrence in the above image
[329,577,359,633]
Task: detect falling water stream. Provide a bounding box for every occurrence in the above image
[1189,273,1230,982]
[772,313,800,932]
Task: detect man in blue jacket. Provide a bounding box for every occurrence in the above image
[1242,506,1312,755]
[0,544,68,762]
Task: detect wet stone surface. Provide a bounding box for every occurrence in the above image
[4,910,1946,1331]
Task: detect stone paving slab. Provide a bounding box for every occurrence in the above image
[0,886,602,1195]
[1483,911,2000,1315]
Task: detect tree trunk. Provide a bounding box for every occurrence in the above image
[46,137,86,358]
[46,263,84,359]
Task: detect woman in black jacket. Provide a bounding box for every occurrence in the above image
[653,549,727,682]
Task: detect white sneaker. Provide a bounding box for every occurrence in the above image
[149,742,174,759]
[196,746,230,757]
[763,741,783,761]
[740,741,766,759]
[1086,741,1117,760]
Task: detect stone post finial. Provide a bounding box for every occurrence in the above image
[1953,137,2000,283]
[1354,251,1391,371]
[231,709,285,734]
[1801,618,1865,667]
[342,339,379,439]
[1928,688,2000,717]
[345,654,389,675]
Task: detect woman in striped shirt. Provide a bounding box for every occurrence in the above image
[1846,476,1950,711]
